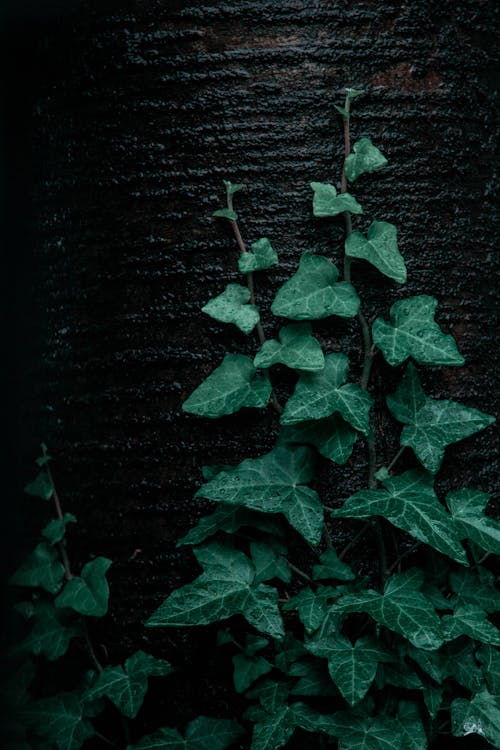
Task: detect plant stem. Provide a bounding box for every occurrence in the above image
[386,541,421,576]
[288,561,313,583]
[338,520,373,560]
[95,732,120,750]
[387,446,405,473]
[42,445,73,580]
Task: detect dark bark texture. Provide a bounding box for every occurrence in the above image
[4,0,499,746]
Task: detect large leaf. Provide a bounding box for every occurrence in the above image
[373,296,464,366]
[10,542,65,594]
[85,650,172,719]
[55,557,111,617]
[238,238,278,273]
[253,322,324,372]
[452,690,500,748]
[271,252,360,320]
[344,138,388,182]
[15,601,82,661]
[178,506,284,547]
[311,182,363,217]
[345,221,406,283]
[194,446,323,546]
[127,716,244,750]
[281,353,372,434]
[387,364,495,473]
[202,283,259,334]
[20,692,95,750]
[442,604,500,646]
[306,634,392,705]
[329,469,468,564]
[145,542,284,639]
[279,415,358,465]
[446,488,500,555]
[333,569,444,650]
[182,354,271,418]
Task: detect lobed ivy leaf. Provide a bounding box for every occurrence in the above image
[442,641,484,692]
[10,542,65,594]
[213,208,238,221]
[182,354,271,418]
[178,505,284,547]
[345,221,406,283]
[250,704,296,750]
[254,322,324,372]
[311,182,363,217]
[387,364,495,474]
[283,586,341,635]
[127,716,244,750]
[373,296,464,366]
[477,645,500,695]
[344,138,388,182]
[14,601,82,661]
[20,691,95,750]
[238,237,278,274]
[84,650,173,719]
[24,470,53,501]
[250,540,291,584]
[288,659,337,696]
[279,415,358,465]
[246,678,290,712]
[377,661,422,691]
[145,542,284,638]
[442,604,500,646]
[223,179,245,197]
[392,702,428,750]
[330,709,421,750]
[449,568,500,613]
[271,252,360,320]
[334,569,444,650]
[312,548,355,582]
[194,445,324,546]
[42,513,77,545]
[55,557,111,617]
[452,689,500,748]
[281,353,373,434]
[233,652,272,693]
[445,488,500,555]
[329,468,468,564]
[202,283,259,334]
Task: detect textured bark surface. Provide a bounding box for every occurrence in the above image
[5,0,499,745]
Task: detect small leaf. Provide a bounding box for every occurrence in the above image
[334,104,349,118]
[452,690,500,748]
[312,549,355,582]
[345,87,364,99]
[20,691,95,750]
[213,208,238,221]
[238,238,278,273]
[346,221,406,283]
[283,586,341,635]
[373,296,464,366]
[344,138,388,182]
[42,513,77,545]
[24,471,53,501]
[10,542,65,594]
[443,604,500,646]
[55,557,112,617]
[14,601,82,661]
[289,659,337,696]
[254,322,325,372]
[311,182,363,217]
[223,179,245,197]
[423,684,443,719]
[272,252,360,321]
[202,283,259,334]
[178,506,283,547]
[446,488,500,555]
[442,641,483,692]
[233,653,272,693]
[281,353,373,434]
[279,415,358,465]
[182,354,271,419]
[387,364,495,474]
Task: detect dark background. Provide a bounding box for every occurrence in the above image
[2,0,499,746]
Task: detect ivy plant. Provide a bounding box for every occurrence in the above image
[146,88,499,749]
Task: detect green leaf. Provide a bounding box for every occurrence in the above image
[442,641,483,692]
[127,727,184,749]
[42,514,77,545]
[254,322,324,372]
[202,283,259,334]
[404,643,443,684]
[331,710,415,750]
[238,238,278,274]
[446,488,500,555]
[246,678,290,712]
[423,684,443,719]
[10,542,65,594]
[289,659,337,696]
[373,296,464,366]
[271,252,360,320]
[182,354,271,418]
[312,549,355,582]
[281,353,372,434]
[24,471,53,501]
[223,179,245,197]
[477,645,500,694]
[14,601,82,661]
[344,138,388,182]
[334,569,443,650]
[84,650,172,719]
[387,364,495,474]
[334,104,349,118]
[127,716,244,750]
[283,586,341,634]
[307,634,392,705]
[250,704,296,750]
[233,653,272,693]
[344,87,365,100]
[443,604,500,646]
[146,542,285,639]
[311,182,363,217]
[452,690,500,748]
[449,568,500,613]
[346,221,406,283]
[250,540,291,584]
[55,557,111,617]
[20,692,95,750]
[392,702,427,750]
[279,415,358,465]
[213,208,238,221]
[329,469,468,564]
[178,506,283,547]
[194,446,324,546]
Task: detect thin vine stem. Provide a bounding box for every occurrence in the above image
[287,560,313,583]
[43,445,73,580]
[387,445,406,473]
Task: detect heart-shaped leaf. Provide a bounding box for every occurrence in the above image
[387,364,495,473]
[24,470,53,501]
[281,353,373,434]
[373,296,464,366]
[42,513,77,545]
[10,542,65,594]
[127,716,244,750]
[311,182,363,217]
[182,354,271,418]
[345,221,406,283]
[238,237,278,273]
[55,557,111,617]
[271,252,360,320]
[202,283,259,334]
[14,601,82,661]
[452,690,500,748]
[279,415,358,465]
[445,488,500,555]
[254,322,324,372]
[344,138,388,182]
